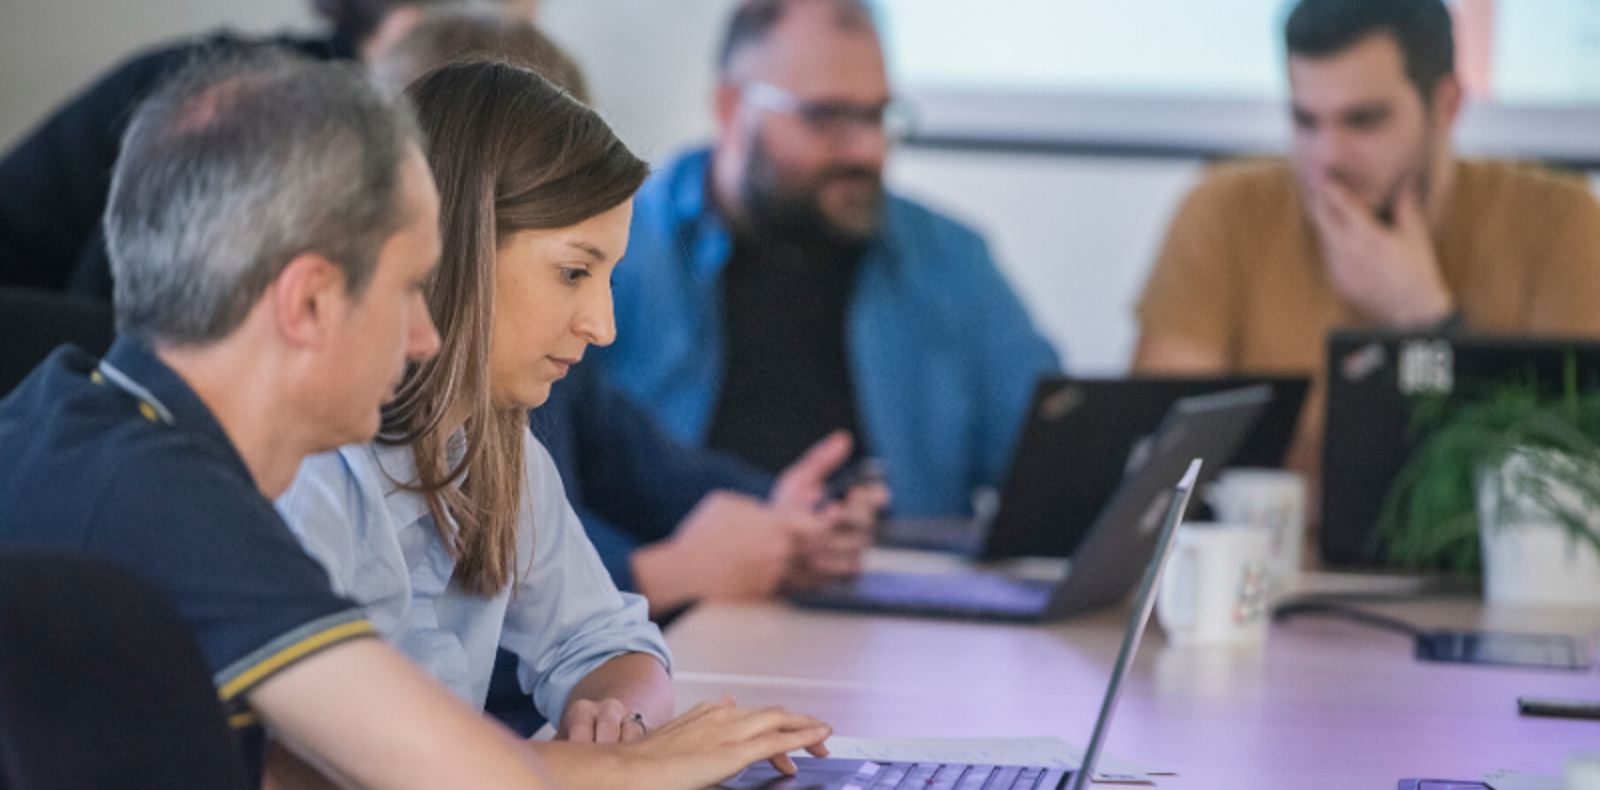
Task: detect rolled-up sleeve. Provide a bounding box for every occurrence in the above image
[501,436,672,719]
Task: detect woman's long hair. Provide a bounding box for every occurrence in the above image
[379,60,648,595]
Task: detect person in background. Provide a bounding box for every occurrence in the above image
[276,58,831,787]
[375,6,888,625]
[1132,0,1600,537]
[593,0,1062,519]
[0,50,557,790]
[368,4,588,98]
[0,0,461,296]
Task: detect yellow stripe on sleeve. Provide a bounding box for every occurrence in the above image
[217,619,376,701]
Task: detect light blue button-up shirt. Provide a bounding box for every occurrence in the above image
[276,429,670,716]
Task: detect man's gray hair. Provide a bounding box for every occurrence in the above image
[105,49,423,345]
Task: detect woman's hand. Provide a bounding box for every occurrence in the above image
[557,697,649,743]
[529,696,831,790]
[625,697,831,782]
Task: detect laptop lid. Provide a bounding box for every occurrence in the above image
[980,375,1308,561]
[787,385,1270,622]
[1068,457,1201,790]
[1040,384,1273,618]
[1320,331,1600,568]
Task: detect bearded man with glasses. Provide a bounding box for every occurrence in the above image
[594,0,1061,522]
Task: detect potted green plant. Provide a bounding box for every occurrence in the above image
[1375,352,1600,605]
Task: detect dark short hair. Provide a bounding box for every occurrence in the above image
[1285,0,1455,101]
[716,0,875,75]
[105,50,422,345]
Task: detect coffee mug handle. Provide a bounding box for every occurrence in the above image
[1157,543,1200,635]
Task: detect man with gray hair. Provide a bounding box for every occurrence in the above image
[0,51,560,789]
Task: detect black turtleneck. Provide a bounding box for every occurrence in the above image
[706,237,868,474]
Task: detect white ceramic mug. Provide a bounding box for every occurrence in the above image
[1206,467,1306,584]
[1157,521,1272,646]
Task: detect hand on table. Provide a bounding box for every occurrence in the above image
[532,696,831,790]
[557,697,649,743]
[624,696,830,785]
[1309,177,1454,328]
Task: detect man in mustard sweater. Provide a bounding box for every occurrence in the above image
[1134,0,1600,514]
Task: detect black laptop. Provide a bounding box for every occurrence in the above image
[786,385,1270,622]
[716,459,1207,790]
[882,375,1306,561]
[1321,331,1600,568]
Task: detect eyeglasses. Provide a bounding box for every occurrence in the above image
[741,81,917,144]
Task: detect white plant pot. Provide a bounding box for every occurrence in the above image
[1476,450,1600,607]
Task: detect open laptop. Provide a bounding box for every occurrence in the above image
[880,375,1306,560]
[1320,331,1600,568]
[787,385,1270,622]
[715,459,1205,790]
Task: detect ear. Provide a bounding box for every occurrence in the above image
[270,253,350,349]
[1430,74,1463,130]
[713,81,745,145]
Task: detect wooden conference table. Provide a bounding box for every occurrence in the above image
[664,566,1600,790]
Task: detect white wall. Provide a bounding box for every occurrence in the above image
[539,0,734,163]
[887,151,1199,375]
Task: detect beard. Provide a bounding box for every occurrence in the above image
[739,135,885,251]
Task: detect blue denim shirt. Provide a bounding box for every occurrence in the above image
[594,148,1063,516]
[276,430,670,717]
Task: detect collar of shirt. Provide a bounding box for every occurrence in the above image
[344,427,472,530]
[99,336,252,480]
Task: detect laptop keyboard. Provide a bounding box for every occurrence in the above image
[715,759,1056,790]
[856,762,1051,790]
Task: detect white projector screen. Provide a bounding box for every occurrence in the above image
[877,0,1600,164]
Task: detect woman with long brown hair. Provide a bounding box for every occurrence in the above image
[278,59,830,788]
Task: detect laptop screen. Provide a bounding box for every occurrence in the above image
[1320,331,1600,568]
[983,375,1307,561]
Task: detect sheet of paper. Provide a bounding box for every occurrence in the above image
[790,735,1164,783]
[1484,768,1565,790]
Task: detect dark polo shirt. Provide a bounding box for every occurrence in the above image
[0,337,373,781]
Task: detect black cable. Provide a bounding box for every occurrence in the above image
[1270,597,1428,638]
